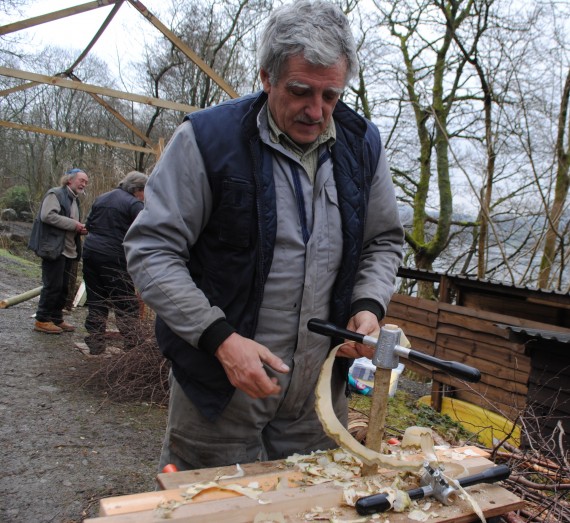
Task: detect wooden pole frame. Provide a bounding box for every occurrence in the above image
[0,0,238,158]
[0,67,198,113]
[0,1,122,36]
[0,120,155,155]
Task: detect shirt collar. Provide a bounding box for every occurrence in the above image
[66,185,78,199]
[266,107,336,156]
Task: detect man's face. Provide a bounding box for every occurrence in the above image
[68,172,89,194]
[260,55,347,146]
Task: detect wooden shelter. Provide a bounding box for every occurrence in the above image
[389,268,570,447]
[500,326,570,455]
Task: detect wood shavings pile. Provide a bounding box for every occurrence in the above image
[153,446,479,522]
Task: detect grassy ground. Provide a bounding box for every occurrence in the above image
[349,384,478,446]
[0,247,42,280]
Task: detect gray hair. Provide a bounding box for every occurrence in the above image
[60,168,87,187]
[119,171,148,195]
[258,0,358,85]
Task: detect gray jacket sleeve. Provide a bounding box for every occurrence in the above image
[124,121,226,347]
[350,142,404,316]
[40,193,77,231]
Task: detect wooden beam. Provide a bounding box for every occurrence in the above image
[63,1,126,76]
[100,469,304,516]
[0,82,39,97]
[88,483,345,523]
[0,120,156,155]
[0,66,198,114]
[81,87,155,147]
[126,0,239,99]
[0,0,120,36]
[0,1,237,101]
[527,296,570,309]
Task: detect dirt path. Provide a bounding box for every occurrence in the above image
[0,245,166,522]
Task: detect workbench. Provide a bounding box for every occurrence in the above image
[85,446,524,522]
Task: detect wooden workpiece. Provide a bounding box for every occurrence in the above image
[85,447,524,522]
[361,366,392,476]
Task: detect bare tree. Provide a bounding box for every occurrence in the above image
[538,66,570,290]
[128,0,271,170]
[349,0,570,293]
[365,0,489,298]
[0,46,131,206]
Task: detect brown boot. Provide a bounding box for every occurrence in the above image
[56,321,76,332]
[34,321,63,334]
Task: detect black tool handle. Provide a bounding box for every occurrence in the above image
[308,318,366,344]
[355,465,511,515]
[355,487,425,515]
[407,350,481,383]
[458,464,511,488]
[307,318,481,383]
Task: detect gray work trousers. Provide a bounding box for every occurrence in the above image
[158,368,348,471]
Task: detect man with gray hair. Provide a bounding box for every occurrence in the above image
[125,0,403,470]
[29,168,89,334]
[82,171,148,355]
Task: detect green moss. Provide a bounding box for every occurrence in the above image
[349,392,373,414]
[349,389,479,446]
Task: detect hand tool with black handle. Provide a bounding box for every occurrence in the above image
[307,318,481,383]
[355,463,511,515]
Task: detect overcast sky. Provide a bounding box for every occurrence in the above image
[2,0,167,74]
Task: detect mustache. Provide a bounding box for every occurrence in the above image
[295,115,324,125]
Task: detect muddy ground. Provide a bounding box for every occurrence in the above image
[0,221,430,523]
[0,226,166,523]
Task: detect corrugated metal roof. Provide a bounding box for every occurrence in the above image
[496,323,570,344]
[399,267,566,296]
[447,273,569,298]
[398,267,570,301]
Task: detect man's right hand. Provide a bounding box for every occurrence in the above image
[215,333,290,399]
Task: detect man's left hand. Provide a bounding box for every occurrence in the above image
[75,222,88,235]
[335,310,379,359]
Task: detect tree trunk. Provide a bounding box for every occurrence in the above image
[538,67,570,289]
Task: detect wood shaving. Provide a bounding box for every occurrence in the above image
[315,345,428,472]
[215,463,245,480]
[182,480,263,501]
[448,477,487,523]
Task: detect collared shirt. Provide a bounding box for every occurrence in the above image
[266,109,336,184]
[67,186,79,220]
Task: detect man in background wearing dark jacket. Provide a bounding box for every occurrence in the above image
[82,171,148,355]
[30,168,89,334]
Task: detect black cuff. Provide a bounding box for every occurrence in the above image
[350,298,384,321]
[198,319,237,356]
